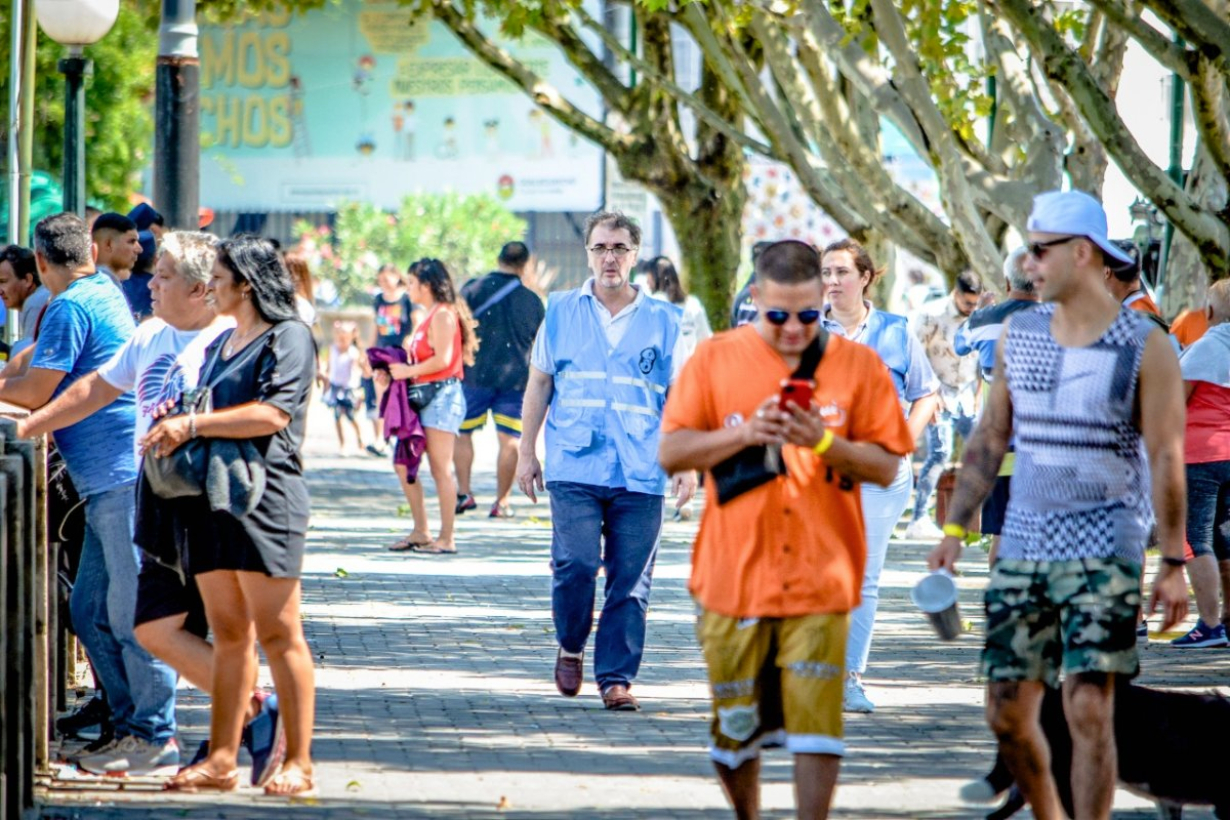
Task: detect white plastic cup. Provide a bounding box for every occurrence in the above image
[911,570,962,640]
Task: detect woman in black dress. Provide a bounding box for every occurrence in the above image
[142,236,317,796]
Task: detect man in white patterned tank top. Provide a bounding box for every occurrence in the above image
[927,191,1189,820]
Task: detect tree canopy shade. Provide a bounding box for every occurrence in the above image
[427,0,1230,315]
[0,3,160,212]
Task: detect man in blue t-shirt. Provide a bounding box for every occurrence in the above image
[0,213,180,775]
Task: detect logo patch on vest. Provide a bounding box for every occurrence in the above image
[638,347,659,374]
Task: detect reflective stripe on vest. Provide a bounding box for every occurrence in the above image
[543,287,680,494]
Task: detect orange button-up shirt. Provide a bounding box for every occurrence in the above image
[663,326,914,619]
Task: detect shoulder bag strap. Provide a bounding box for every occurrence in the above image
[791,328,829,379]
[472,279,522,318]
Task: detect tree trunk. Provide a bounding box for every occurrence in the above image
[656,177,747,331]
[1161,145,1226,316]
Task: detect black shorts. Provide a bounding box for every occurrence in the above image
[133,475,209,637]
[982,475,1012,536]
[134,556,208,639]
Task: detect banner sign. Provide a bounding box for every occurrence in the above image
[198,1,604,212]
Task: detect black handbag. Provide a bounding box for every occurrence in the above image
[710,331,828,506]
[406,377,456,412]
[142,330,264,499]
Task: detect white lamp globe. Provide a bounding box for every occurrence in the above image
[34,0,119,47]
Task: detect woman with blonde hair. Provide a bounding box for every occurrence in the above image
[382,258,478,554]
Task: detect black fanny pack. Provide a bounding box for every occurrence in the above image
[710,331,827,506]
[406,377,458,412]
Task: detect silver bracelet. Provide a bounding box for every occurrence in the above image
[188,412,198,440]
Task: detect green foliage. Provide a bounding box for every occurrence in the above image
[293,192,527,306]
[0,2,160,211]
[897,0,994,142]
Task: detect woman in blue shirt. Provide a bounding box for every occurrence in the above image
[820,238,939,714]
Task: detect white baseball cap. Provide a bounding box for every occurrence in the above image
[1027,190,1134,268]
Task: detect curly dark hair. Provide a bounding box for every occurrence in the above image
[409,258,479,366]
[216,235,299,324]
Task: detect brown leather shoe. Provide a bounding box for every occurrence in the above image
[554,649,583,697]
[601,684,640,711]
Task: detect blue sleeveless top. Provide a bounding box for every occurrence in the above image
[998,305,1154,563]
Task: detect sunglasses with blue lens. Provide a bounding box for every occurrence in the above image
[764,308,822,326]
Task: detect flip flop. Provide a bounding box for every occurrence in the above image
[262,766,317,798]
[410,543,458,555]
[388,534,432,552]
[163,764,239,793]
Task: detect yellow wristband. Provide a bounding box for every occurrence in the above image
[812,428,835,456]
[942,523,967,539]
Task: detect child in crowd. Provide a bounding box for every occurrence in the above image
[318,320,372,454]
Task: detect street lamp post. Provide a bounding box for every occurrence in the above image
[34,0,119,219]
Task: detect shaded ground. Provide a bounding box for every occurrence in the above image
[37,421,1228,819]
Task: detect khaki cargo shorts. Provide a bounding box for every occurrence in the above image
[981,556,1142,687]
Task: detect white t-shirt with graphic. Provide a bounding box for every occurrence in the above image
[98,317,236,461]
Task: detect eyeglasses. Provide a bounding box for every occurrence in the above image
[763,308,822,326]
[1027,236,1081,259]
[588,245,637,258]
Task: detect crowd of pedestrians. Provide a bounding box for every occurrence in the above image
[1,185,1226,820]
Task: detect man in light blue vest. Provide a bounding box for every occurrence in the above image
[517,211,696,712]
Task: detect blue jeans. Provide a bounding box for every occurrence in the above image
[547,481,663,690]
[1186,460,1230,560]
[70,482,177,743]
[911,409,977,522]
[847,459,912,675]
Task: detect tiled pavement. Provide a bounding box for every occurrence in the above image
[37,421,1228,819]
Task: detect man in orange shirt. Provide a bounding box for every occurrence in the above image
[1102,239,1167,328]
[660,241,913,819]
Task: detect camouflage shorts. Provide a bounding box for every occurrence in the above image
[981,557,1141,687]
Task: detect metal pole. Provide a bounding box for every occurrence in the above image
[1155,36,1185,302]
[154,0,200,230]
[58,53,90,219]
[7,0,36,243]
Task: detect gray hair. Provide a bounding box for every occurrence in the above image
[584,210,642,248]
[1209,280,1230,324]
[34,212,93,268]
[1003,246,1033,294]
[158,231,219,287]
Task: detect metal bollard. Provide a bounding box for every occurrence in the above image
[0,415,48,820]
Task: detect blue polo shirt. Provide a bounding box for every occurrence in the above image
[32,273,137,497]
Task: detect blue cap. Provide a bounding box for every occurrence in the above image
[1027,190,1134,268]
[127,202,163,232]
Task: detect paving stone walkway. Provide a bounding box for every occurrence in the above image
[37,420,1228,819]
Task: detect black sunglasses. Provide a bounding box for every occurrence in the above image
[764,308,822,326]
[1027,236,1082,259]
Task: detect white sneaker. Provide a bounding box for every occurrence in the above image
[903,518,944,541]
[78,735,180,776]
[843,672,875,713]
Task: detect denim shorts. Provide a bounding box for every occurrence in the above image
[1186,460,1230,560]
[419,379,466,434]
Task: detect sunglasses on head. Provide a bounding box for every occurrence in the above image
[763,308,822,326]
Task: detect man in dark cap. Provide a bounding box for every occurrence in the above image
[123,204,164,323]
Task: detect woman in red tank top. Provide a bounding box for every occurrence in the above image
[385,259,478,554]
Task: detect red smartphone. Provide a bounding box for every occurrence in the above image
[779,379,815,412]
